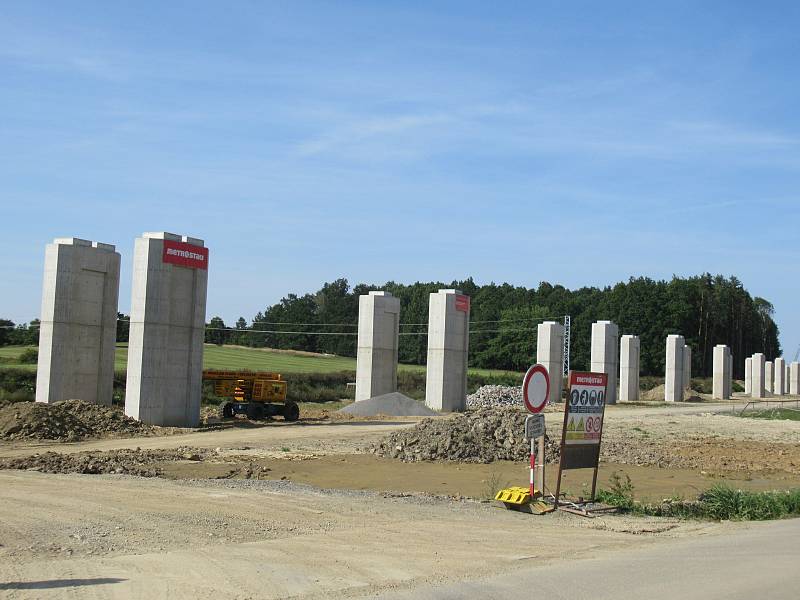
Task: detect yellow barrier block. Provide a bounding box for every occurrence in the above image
[494,486,531,505]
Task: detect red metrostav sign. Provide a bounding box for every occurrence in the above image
[162,240,209,270]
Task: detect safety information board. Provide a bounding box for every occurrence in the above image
[554,371,609,506]
[564,372,607,445]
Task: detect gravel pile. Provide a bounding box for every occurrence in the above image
[465,385,523,409]
[0,447,208,477]
[0,400,155,441]
[372,408,559,463]
[338,392,438,417]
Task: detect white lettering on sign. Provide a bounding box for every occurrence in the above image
[165,247,206,262]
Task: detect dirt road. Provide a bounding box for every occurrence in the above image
[0,470,717,599]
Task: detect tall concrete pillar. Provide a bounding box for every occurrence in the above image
[425,289,469,412]
[355,291,400,401]
[774,358,786,396]
[712,345,731,400]
[790,362,800,396]
[536,321,564,404]
[35,238,120,405]
[751,353,766,399]
[665,334,685,402]
[725,353,733,398]
[765,361,774,394]
[125,232,208,427]
[590,320,619,404]
[682,345,692,394]
[744,357,752,394]
[786,364,791,395]
[619,335,640,402]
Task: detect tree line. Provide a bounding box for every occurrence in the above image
[2,275,781,377]
[201,274,782,378]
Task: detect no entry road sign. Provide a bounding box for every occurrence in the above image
[523,364,550,414]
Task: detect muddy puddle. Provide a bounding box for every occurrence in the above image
[159,454,800,501]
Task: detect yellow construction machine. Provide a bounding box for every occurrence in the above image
[203,370,299,421]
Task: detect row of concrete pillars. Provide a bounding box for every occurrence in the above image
[744,355,799,398]
[356,293,740,408]
[35,234,208,427]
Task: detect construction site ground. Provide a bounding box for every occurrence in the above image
[1,396,799,598]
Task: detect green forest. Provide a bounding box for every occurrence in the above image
[204,274,781,378]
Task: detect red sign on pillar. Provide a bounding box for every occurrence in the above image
[162,240,209,270]
[455,294,470,312]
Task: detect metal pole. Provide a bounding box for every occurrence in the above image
[529,437,535,497]
[537,434,545,496]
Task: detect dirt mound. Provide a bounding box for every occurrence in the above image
[338,393,438,417]
[372,408,559,463]
[0,447,209,477]
[0,400,155,441]
[640,384,666,401]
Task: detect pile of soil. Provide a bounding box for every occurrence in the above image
[372,408,559,463]
[338,393,438,417]
[0,447,209,477]
[639,384,703,402]
[0,400,155,441]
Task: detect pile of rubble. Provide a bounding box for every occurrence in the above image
[372,408,559,463]
[0,447,208,477]
[0,400,155,441]
[465,385,523,409]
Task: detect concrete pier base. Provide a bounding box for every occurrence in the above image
[712,345,731,400]
[35,238,120,405]
[683,345,692,395]
[751,353,766,399]
[590,321,619,404]
[745,357,752,394]
[536,321,564,404]
[355,292,400,401]
[774,358,786,396]
[765,361,774,394]
[665,335,685,402]
[425,290,470,412]
[125,232,208,427]
[619,335,640,402]
[725,353,733,399]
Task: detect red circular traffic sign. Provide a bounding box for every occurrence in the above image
[523,364,550,414]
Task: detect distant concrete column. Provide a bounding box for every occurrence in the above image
[355,291,400,401]
[751,353,766,399]
[125,232,208,427]
[712,345,730,400]
[725,353,733,398]
[590,321,619,404]
[774,358,786,396]
[744,357,752,394]
[790,362,800,396]
[682,345,692,395]
[619,335,640,402]
[786,364,791,394]
[35,238,120,405]
[665,335,685,402]
[765,361,774,394]
[425,289,470,412]
[536,321,564,404]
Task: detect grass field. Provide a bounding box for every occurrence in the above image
[739,408,800,421]
[0,345,520,378]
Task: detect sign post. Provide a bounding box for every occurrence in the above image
[522,364,549,498]
[555,371,609,509]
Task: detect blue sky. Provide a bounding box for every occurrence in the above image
[1,1,798,358]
